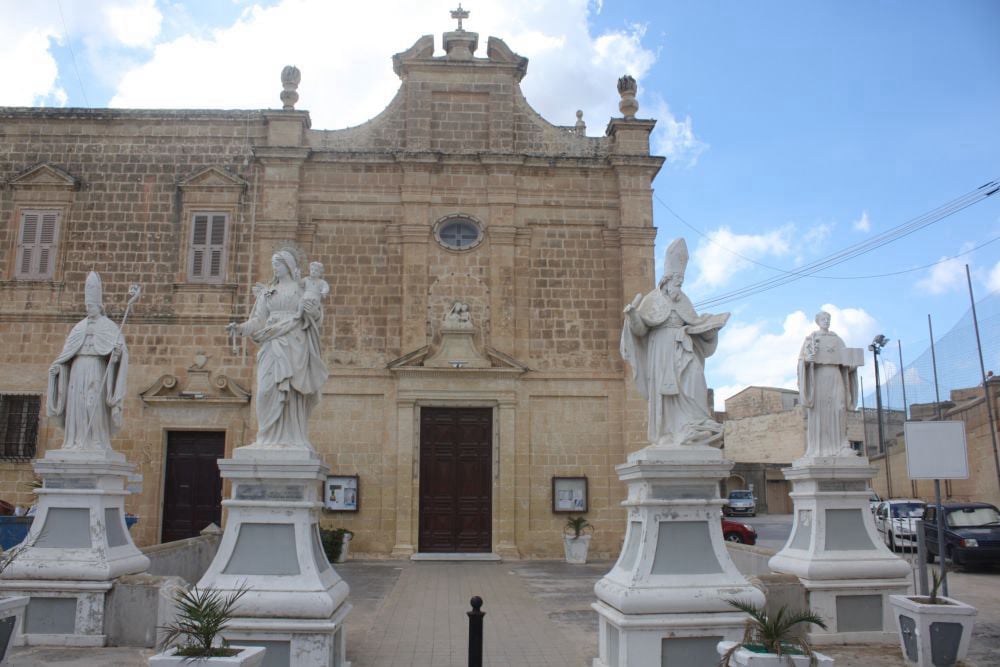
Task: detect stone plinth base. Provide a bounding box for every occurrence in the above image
[0,580,111,646]
[593,447,764,666]
[593,601,747,667]
[222,605,352,667]
[769,457,911,643]
[0,450,150,647]
[803,578,911,645]
[197,447,351,666]
[3,453,150,582]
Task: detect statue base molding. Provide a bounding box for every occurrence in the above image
[768,458,911,644]
[222,609,351,667]
[592,451,764,667]
[197,449,351,667]
[0,451,149,646]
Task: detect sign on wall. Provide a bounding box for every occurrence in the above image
[325,475,359,512]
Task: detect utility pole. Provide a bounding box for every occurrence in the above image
[870,335,892,498]
[966,265,1000,492]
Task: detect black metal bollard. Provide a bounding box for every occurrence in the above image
[467,595,485,667]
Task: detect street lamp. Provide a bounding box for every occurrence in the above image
[869,334,892,498]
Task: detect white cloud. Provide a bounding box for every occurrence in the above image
[987,260,1000,293]
[915,255,967,294]
[107,0,662,134]
[649,94,707,167]
[709,304,881,411]
[852,210,871,232]
[0,0,169,107]
[0,23,63,106]
[104,0,162,48]
[688,225,793,291]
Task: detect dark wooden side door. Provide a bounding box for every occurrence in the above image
[161,431,225,543]
[419,407,492,552]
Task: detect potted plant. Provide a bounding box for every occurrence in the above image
[320,528,354,564]
[150,584,264,666]
[563,516,592,564]
[889,569,977,667]
[717,598,834,666]
[0,545,29,662]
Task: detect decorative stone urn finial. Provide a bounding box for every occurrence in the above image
[574,110,586,136]
[450,3,469,32]
[617,74,639,119]
[280,65,301,111]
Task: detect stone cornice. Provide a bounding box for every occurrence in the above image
[608,156,666,169]
[253,147,310,161]
[399,225,429,242]
[605,118,657,137]
[488,226,517,245]
[618,227,657,245]
[261,109,311,129]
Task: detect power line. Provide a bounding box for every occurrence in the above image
[810,234,1000,280]
[689,179,999,308]
[56,0,89,107]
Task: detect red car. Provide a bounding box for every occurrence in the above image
[722,518,757,545]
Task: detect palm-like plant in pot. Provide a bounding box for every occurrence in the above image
[150,584,265,666]
[717,598,834,666]
[563,516,592,564]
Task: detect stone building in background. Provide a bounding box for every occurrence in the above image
[870,379,1000,506]
[0,23,662,558]
[721,385,867,514]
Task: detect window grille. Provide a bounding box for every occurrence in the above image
[16,210,60,280]
[0,394,40,459]
[434,216,484,251]
[188,213,228,282]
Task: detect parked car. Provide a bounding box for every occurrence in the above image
[722,518,757,545]
[868,488,882,513]
[724,490,756,517]
[922,502,1000,567]
[873,499,925,551]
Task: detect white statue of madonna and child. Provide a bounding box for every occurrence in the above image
[621,238,729,457]
[226,249,330,455]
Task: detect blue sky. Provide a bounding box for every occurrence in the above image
[3,0,998,407]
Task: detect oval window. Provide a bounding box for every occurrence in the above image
[435,216,484,251]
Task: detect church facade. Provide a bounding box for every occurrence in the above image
[0,26,662,558]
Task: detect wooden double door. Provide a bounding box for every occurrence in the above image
[161,431,225,543]
[419,407,493,552]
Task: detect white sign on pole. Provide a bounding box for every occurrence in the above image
[904,421,969,480]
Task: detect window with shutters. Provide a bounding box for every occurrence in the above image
[187,212,229,283]
[15,210,60,280]
[0,394,40,459]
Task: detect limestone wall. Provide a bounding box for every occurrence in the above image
[0,33,663,558]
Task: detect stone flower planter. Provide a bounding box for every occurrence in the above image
[148,645,266,666]
[562,534,591,564]
[889,594,977,667]
[0,595,28,662]
[334,532,351,564]
[717,641,834,666]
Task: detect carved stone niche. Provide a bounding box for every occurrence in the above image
[140,353,250,405]
[388,301,527,372]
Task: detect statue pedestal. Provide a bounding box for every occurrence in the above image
[0,449,150,646]
[593,447,764,667]
[768,457,911,644]
[196,446,351,667]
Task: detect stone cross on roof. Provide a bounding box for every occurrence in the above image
[450,4,469,31]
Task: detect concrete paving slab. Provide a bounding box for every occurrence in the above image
[7,556,1000,666]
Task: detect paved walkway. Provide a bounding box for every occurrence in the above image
[9,558,1000,666]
